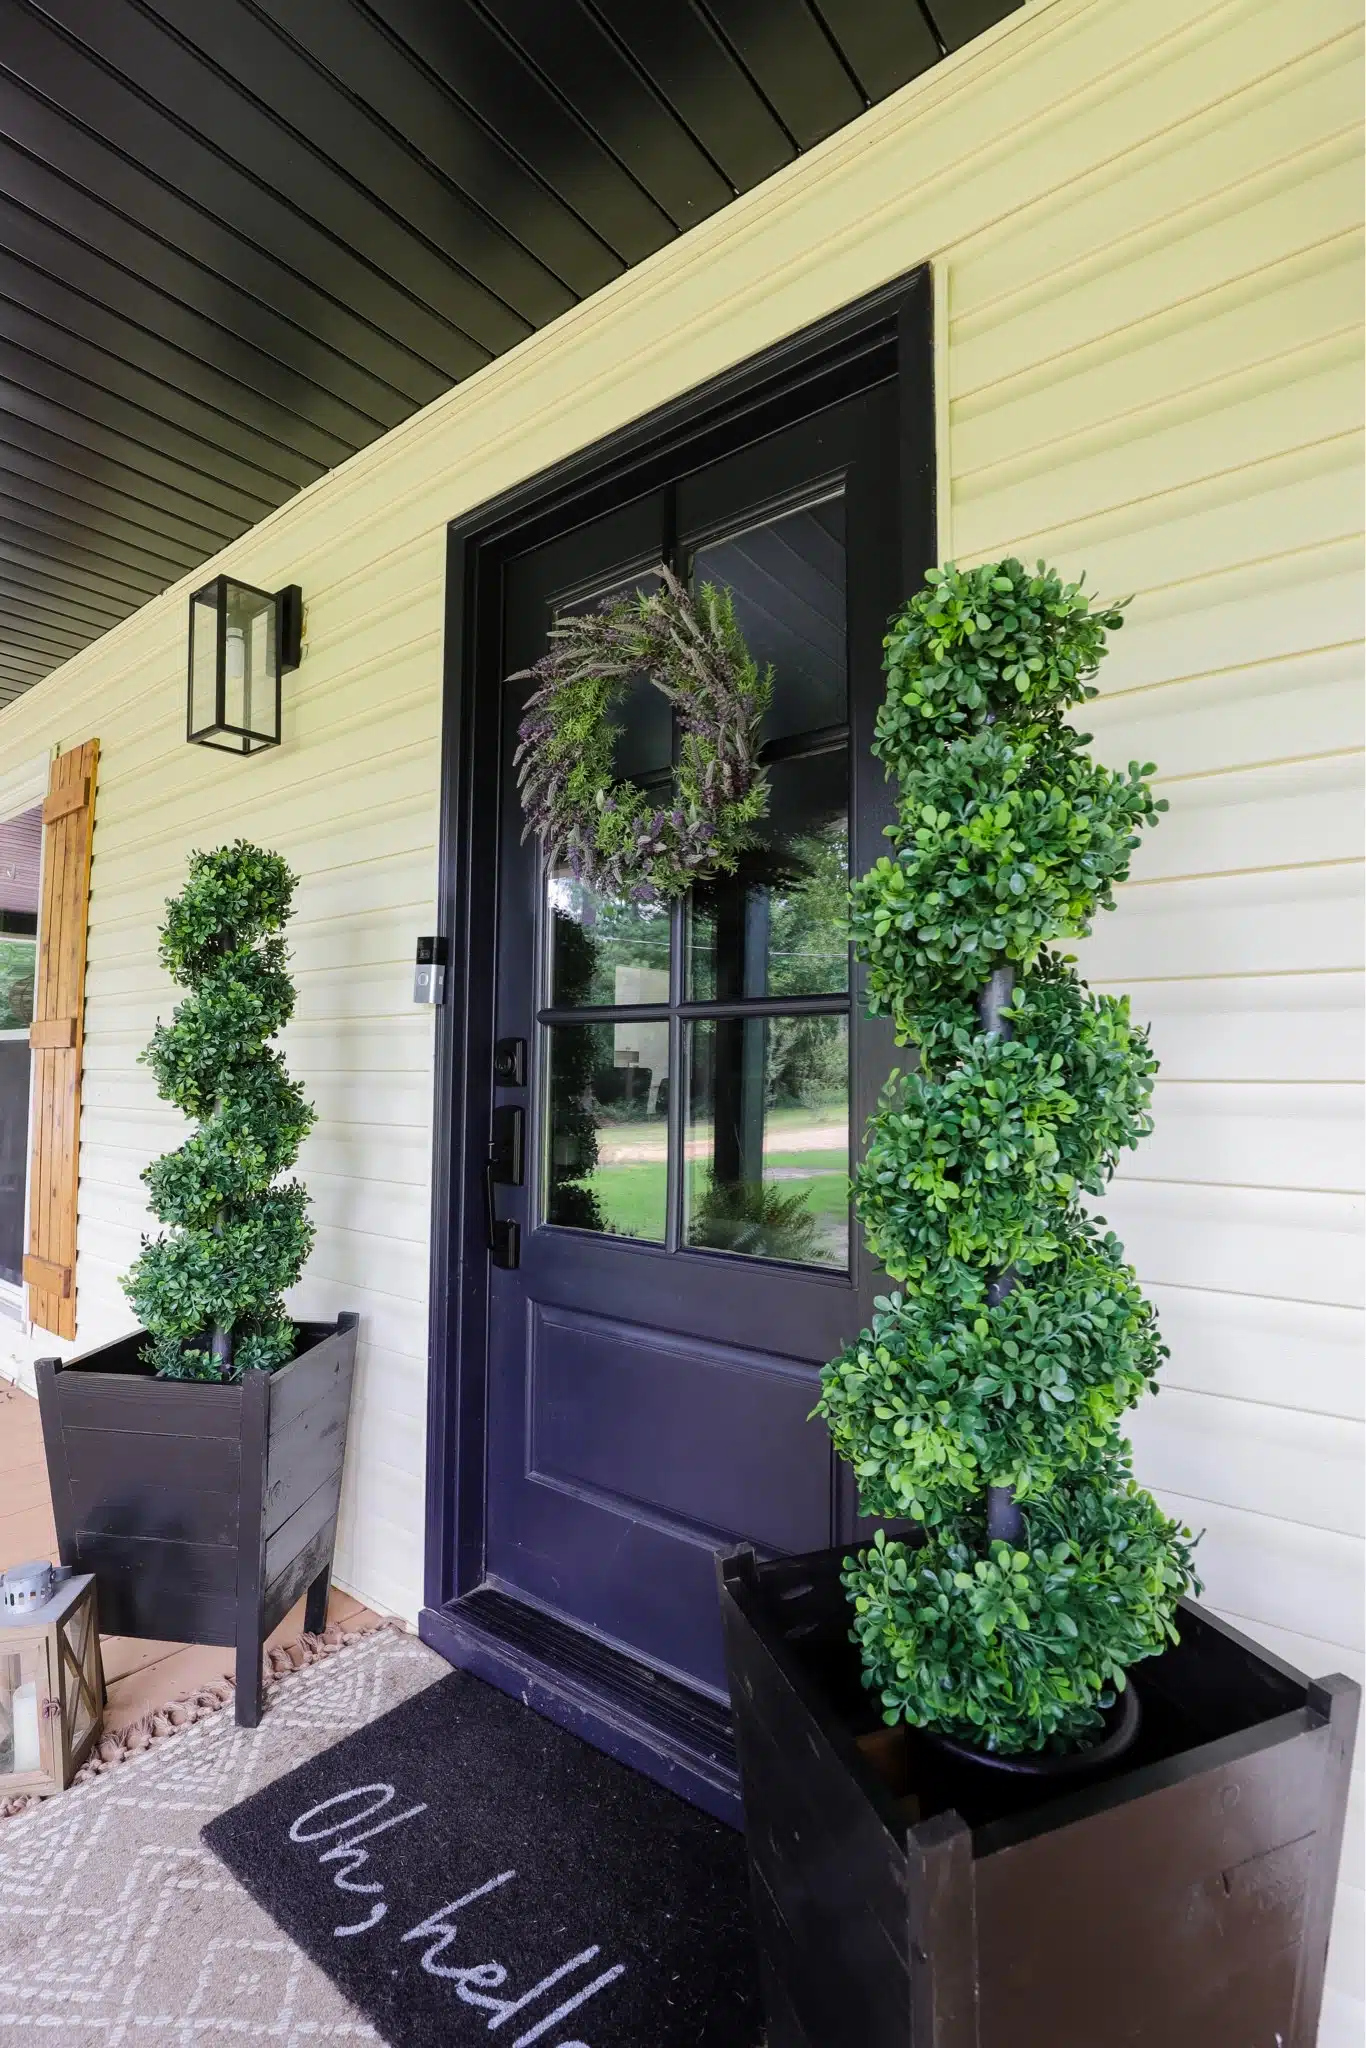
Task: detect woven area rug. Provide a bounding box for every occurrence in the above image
[0,1622,442,2043]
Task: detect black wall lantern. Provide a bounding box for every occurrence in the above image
[187,576,302,755]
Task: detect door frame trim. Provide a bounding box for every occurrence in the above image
[421,264,935,1814]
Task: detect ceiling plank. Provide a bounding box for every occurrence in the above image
[140,0,580,328]
[219,0,630,299]
[480,0,735,234]
[0,78,447,410]
[0,362,283,528]
[0,4,494,380]
[359,0,686,265]
[0,568,126,633]
[0,427,237,556]
[0,208,361,470]
[809,1,942,97]
[921,0,1022,54]
[702,0,866,147]
[0,297,330,496]
[593,2,796,188]
[0,527,158,610]
[0,618,84,665]
[0,644,51,670]
[0,485,189,585]
[0,141,404,439]
[0,606,111,663]
[0,462,206,576]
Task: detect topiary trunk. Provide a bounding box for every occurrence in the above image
[122,841,316,1382]
[817,559,1199,1755]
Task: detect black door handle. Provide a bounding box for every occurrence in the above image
[485,1105,523,1268]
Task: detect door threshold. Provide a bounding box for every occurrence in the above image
[419,1585,741,1829]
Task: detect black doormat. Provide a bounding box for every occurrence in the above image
[202,1667,761,2047]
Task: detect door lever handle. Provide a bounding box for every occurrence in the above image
[485,1105,523,1269]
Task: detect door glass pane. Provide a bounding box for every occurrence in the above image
[688,747,848,1000]
[547,872,671,1009]
[691,494,846,747]
[685,1015,848,1268]
[544,1021,668,1243]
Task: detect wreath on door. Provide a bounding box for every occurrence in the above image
[511,565,772,901]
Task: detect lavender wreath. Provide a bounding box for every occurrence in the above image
[512,564,772,901]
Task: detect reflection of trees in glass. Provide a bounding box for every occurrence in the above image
[546,917,605,1231]
[584,894,670,984]
[692,810,849,1003]
[768,1013,845,1110]
[0,941,35,1031]
[550,873,669,1007]
[765,819,849,999]
[689,1175,823,1264]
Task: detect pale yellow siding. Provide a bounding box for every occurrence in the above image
[0,0,1359,2027]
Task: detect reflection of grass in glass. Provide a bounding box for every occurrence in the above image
[584,1164,667,1242]
[761,1158,849,1221]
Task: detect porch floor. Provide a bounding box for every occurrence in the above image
[0,1376,375,1731]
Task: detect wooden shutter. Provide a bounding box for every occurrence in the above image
[25,740,98,1338]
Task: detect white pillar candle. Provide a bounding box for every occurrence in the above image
[11,1680,40,1775]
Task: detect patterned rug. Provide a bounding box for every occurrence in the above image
[0,1622,442,2043]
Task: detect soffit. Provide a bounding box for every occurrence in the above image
[0,0,1020,702]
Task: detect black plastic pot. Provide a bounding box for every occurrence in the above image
[923,1679,1141,1782]
[36,1315,358,1727]
[719,1542,1359,2048]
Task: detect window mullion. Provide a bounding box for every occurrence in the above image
[665,897,685,1254]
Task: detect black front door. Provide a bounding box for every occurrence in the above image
[479,386,900,1701]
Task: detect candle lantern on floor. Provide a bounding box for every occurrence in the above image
[0,1562,104,1795]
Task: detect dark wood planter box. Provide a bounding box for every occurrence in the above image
[36,1314,358,1728]
[719,1544,1359,2048]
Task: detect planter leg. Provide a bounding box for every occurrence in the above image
[303,1563,331,1637]
[234,1620,265,1728]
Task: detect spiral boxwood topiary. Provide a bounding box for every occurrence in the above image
[122,842,315,1382]
[816,559,1198,1755]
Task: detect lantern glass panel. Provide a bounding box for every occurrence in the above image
[0,1637,53,1783]
[188,585,221,743]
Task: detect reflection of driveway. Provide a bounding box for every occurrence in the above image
[599,1118,845,1165]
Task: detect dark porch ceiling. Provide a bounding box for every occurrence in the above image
[0,0,1018,704]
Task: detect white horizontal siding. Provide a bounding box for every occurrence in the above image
[943,3,1363,2024]
[0,0,1358,2028]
